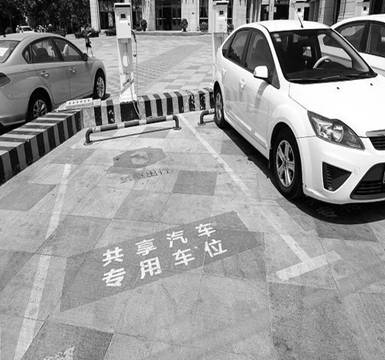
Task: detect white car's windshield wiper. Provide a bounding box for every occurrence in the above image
[290,72,375,84]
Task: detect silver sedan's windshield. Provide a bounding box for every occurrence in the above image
[270,29,375,83]
[0,40,19,63]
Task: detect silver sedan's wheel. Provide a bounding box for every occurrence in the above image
[27,93,51,121]
[275,140,295,188]
[93,73,106,99]
[32,99,48,119]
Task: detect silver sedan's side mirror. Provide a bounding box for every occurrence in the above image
[82,53,88,61]
[253,65,269,80]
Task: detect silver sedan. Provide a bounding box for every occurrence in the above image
[0,32,106,127]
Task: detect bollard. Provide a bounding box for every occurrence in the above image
[85,114,181,144]
[198,108,215,126]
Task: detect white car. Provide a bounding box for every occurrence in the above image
[214,20,385,204]
[332,14,385,76]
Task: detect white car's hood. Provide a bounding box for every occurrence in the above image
[289,75,385,137]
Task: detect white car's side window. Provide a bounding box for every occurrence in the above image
[337,22,366,51]
[226,30,249,65]
[244,30,279,88]
[367,22,385,58]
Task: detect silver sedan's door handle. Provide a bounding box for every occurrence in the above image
[222,68,227,77]
[67,67,76,74]
[40,71,49,78]
[240,79,246,89]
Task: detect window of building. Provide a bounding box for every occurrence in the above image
[199,0,208,27]
[99,0,124,29]
[156,0,181,30]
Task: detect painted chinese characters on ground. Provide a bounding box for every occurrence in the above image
[61,212,261,311]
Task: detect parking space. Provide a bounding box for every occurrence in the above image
[0,111,385,359]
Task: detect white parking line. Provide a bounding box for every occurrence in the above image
[46,164,72,239]
[13,253,51,360]
[277,249,341,281]
[179,114,250,195]
[14,164,72,360]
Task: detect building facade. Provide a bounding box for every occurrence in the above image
[89,0,385,32]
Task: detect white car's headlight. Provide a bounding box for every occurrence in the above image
[308,111,364,150]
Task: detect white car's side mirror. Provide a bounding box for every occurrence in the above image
[253,65,269,80]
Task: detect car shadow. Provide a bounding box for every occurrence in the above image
[222,125,385,225]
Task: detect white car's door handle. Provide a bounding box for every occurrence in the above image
[67,67,76,74]
[240,79,246,89]
[222,69,227,77]
[40,71,49,78]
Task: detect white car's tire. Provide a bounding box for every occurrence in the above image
[271,128,303,200]
[214,88,227,129]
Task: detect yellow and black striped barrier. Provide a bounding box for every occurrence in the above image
[60,88,214,128]
[85,115,181,144]
[0,111,82,184]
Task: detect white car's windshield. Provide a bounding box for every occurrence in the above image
[0,40,19,63]
[270,29,376,83]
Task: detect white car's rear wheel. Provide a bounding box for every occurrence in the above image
[214,88,227,129]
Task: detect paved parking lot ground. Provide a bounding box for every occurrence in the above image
[1,111,385,359]
[69,34,213,98]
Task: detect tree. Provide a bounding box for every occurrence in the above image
[0,0,23,33]
[14,0,90,33]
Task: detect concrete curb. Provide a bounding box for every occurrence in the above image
[0,111,82,185]
[62,88,214,128]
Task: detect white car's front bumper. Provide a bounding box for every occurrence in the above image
[298,136,385,204]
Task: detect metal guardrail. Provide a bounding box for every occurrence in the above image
[85,115,181,144]
[198,108,215,126]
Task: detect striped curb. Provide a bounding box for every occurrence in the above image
[0,111,82,185]
[60,88,214,128]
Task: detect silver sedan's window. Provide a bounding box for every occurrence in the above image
[31,39,60,63]
[53,38,83,62]
[0,40,19,63]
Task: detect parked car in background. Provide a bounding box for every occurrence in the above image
[0,32,106,128]
[214,20,385,204]
[19,25,34,33]
[332,14,385,76]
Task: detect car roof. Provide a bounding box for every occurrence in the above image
[332,14,385,28]
[0,32,62,42]
[238,20,329,33]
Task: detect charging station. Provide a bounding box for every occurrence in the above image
[114,2,136,102]
[211,0,229,78]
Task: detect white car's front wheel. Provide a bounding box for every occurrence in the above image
[214,88,227,129]
[272,128,303,200]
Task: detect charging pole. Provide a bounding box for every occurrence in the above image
[114,2,136,102]
[212,0,229,79]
